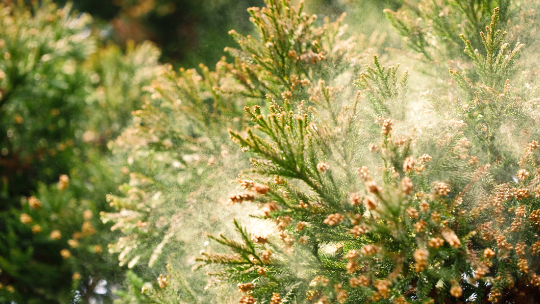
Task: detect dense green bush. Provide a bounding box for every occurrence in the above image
[0,1,161,302]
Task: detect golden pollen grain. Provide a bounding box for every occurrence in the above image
[517,169,529,180]
[428,237,445,249]
[413,249,429,272]
[158,274,169,289]
[270,292,282,304]
[20,213,32,225]
[349,192,362,205]
[401,177,414,194]
[317,162,330,173]
[28,196,42,209]
[364,196,377,210]
[323,213,344,226]
[60,249,71,259]
[31,225,42,234]
[58,174,69,190]
[50,230,62,240]
[403,156,415,172]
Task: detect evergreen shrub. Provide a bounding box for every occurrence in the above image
[109,0,540,303]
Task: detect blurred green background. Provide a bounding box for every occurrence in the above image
[53,0,401,67]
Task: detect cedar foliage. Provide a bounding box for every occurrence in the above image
[111,0,540,303]
[0,1,161,302]
[5,0,540,303]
